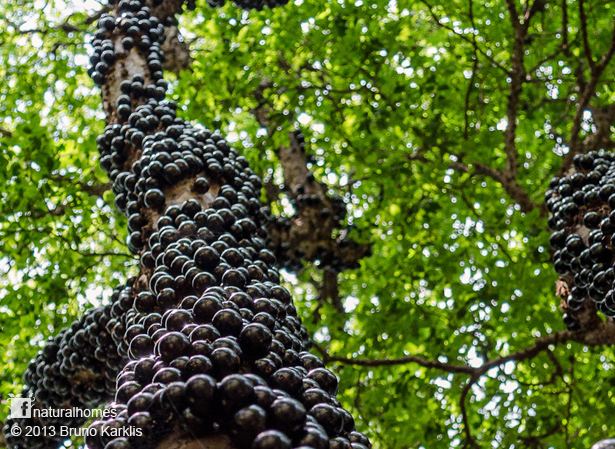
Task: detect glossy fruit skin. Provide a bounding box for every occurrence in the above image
[239,323,273,358]
[3,2,371,449]
[252,430,292,449]
[547,151,615,331]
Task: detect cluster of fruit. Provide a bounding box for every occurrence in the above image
[547,151,615,330]
[4,284,130,448]
[4,1,371,449]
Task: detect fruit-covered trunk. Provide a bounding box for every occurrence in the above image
[4,1,371,449]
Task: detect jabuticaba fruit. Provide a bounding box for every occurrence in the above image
[4,283,131,449]
[3,0,371,449]
[547,151,615,331]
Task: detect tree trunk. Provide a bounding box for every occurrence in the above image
[4,1,370,449]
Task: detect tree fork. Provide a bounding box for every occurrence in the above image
[251,86,370,274]
[266,131,371,275]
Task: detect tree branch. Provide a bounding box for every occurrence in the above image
[420,0,510,74]
[463,0,479,141]
[504,0,520,30]
[313,321,615,447]
[561,0,570,56]
[266,131,371,273]
[503,0,530,181]
[460,375,480,449]
[578,0,595,70]
[9,7,109,35]
[450,159,538,213]
[524,0,546,24]
[559,21,615,174]
[316,321,615,376]
[250,88,371,275]
[316,344,476,374]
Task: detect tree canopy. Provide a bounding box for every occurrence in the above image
[1,0,615,448]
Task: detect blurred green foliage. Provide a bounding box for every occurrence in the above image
[1,0,614,447]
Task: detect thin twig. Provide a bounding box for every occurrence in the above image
[316,344,476,374]
[463,0,479,141]
[561,0,570,55]
[420,0,509,74]
[450,159,537,213]
[460,375,480,448]
[503,0,530,181]
[578,0,595,70]
[559,20,615,173]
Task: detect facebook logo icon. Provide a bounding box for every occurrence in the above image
[9,398,32,419]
